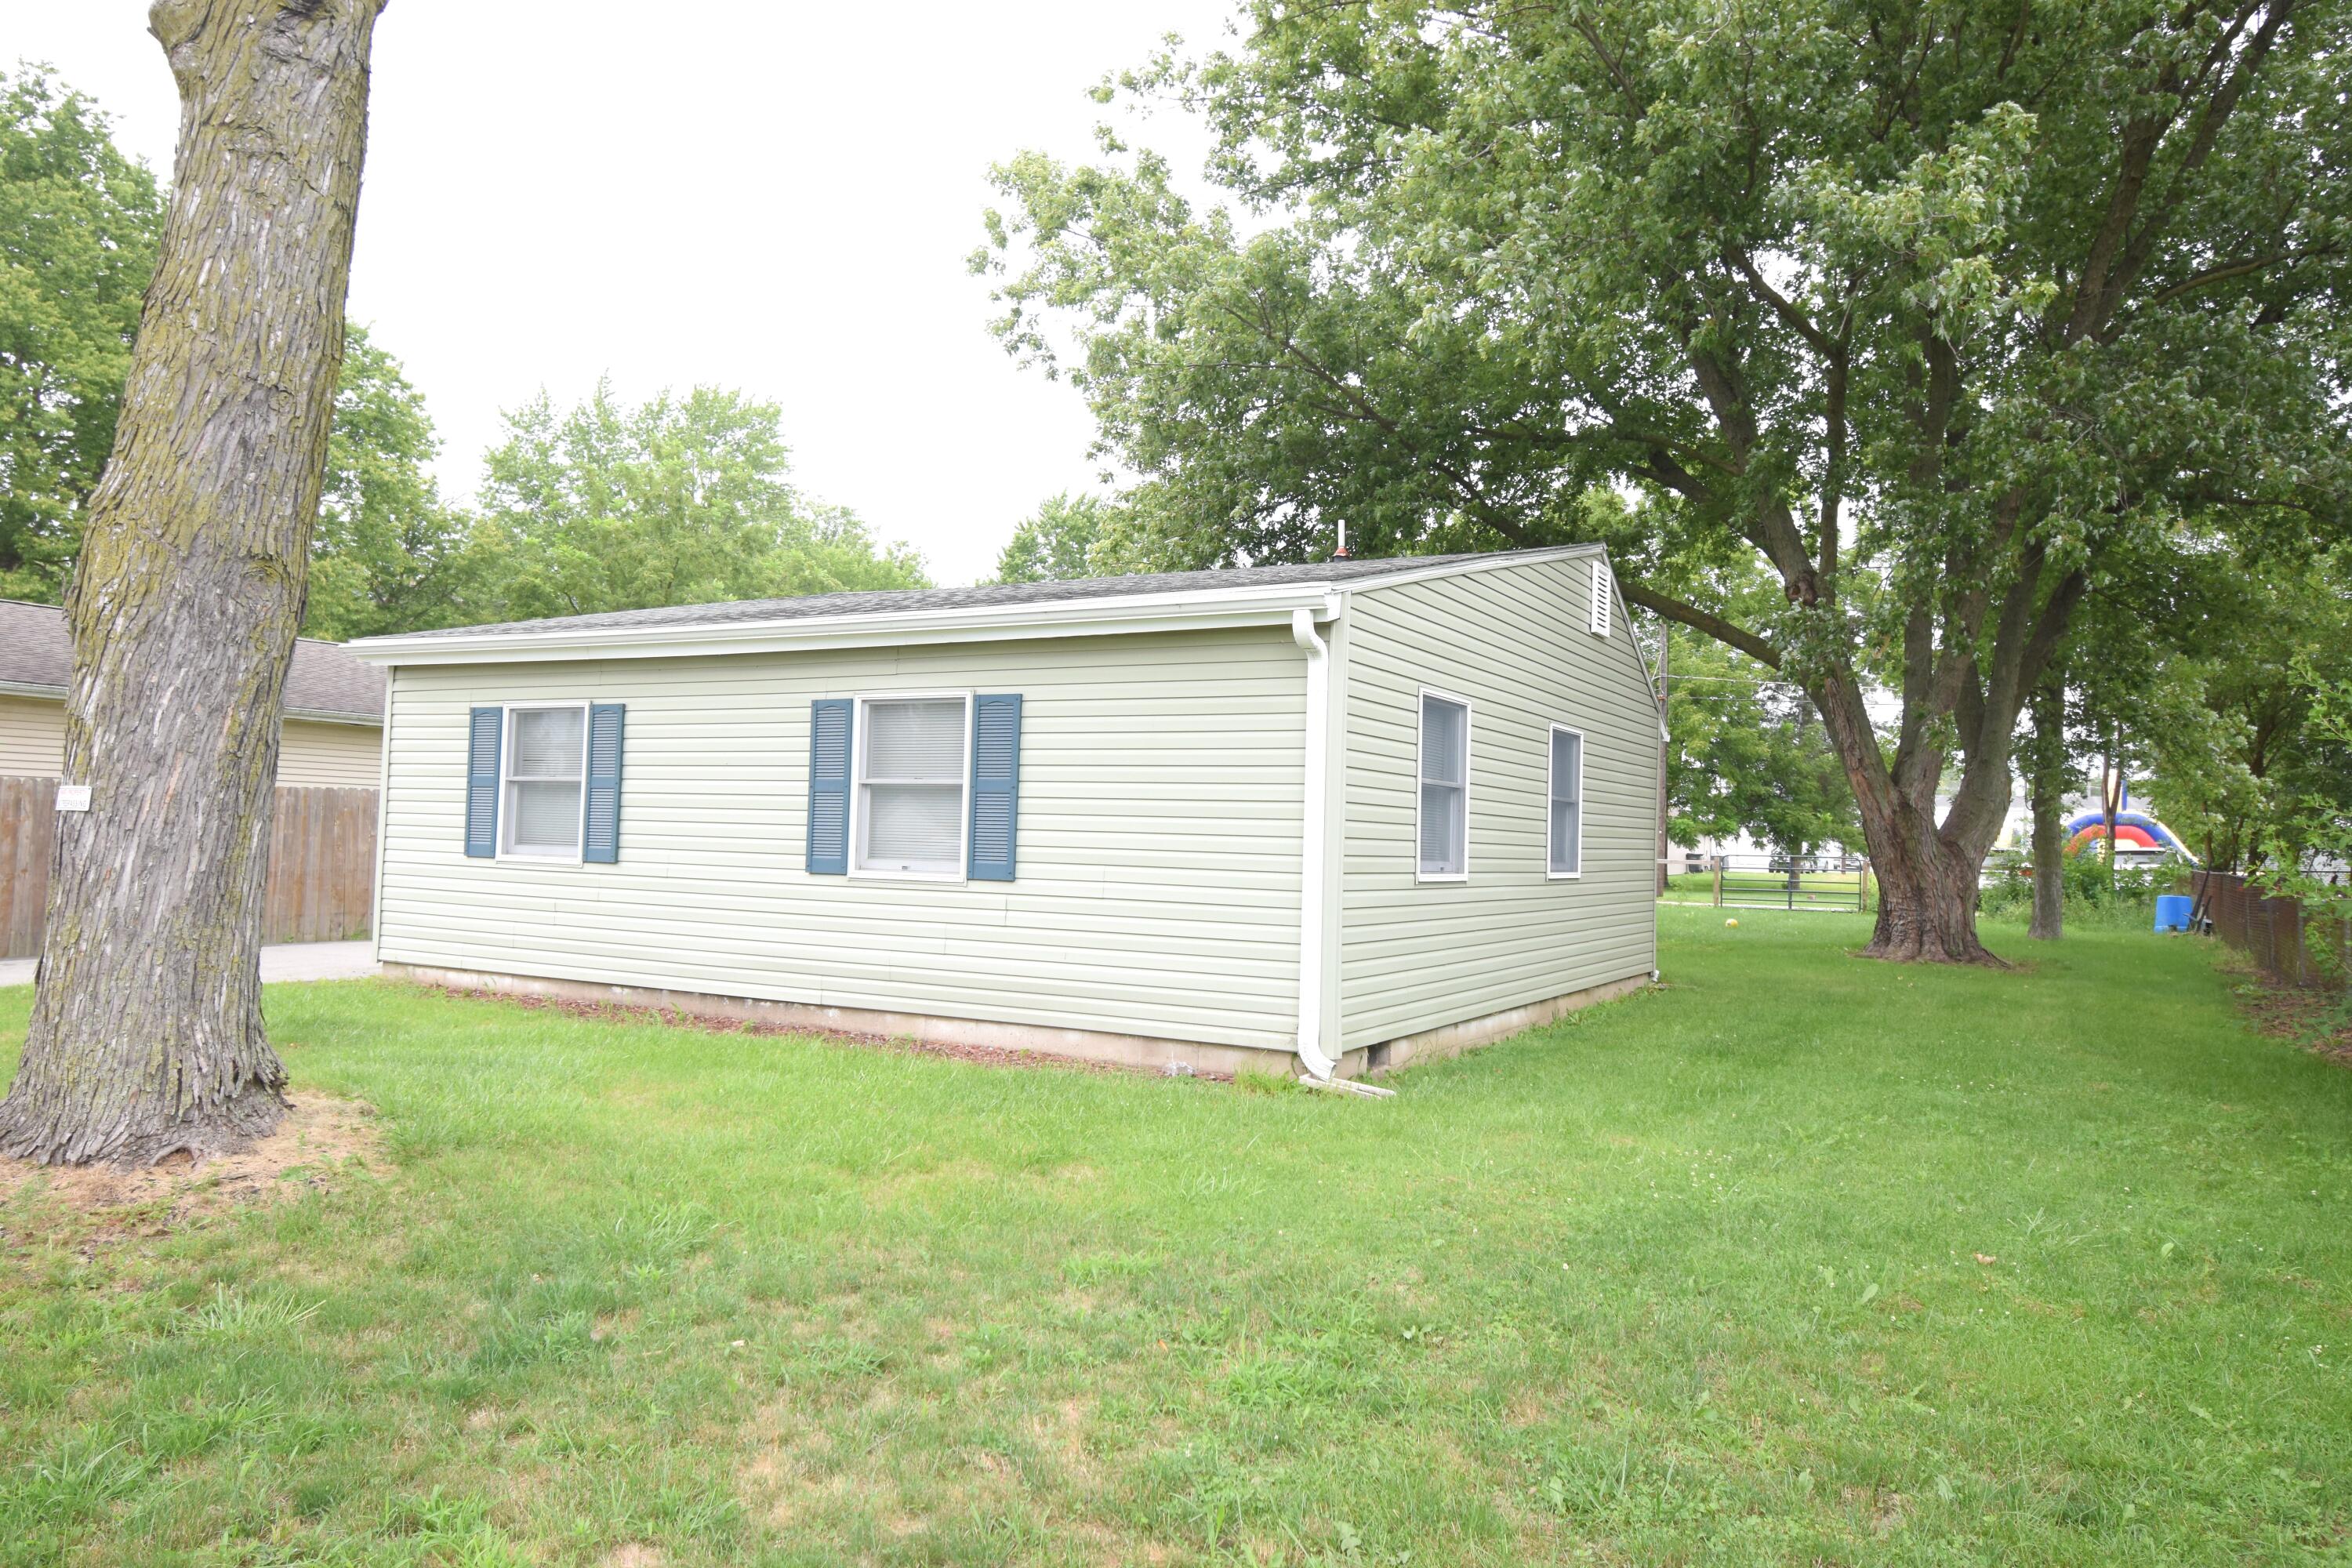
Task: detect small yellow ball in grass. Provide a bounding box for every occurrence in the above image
[1724,917,1740,928]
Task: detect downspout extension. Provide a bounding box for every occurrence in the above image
[1290,608,1338,1082]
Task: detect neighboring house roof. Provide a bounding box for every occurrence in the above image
[350,545,1611,666]
[0,599,385,723]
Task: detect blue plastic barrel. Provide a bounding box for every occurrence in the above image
[2153,894,2192,933]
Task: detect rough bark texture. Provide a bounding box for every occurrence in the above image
[0,0,385,1167]
[1809,666,2012,967]
[1850,792,2005,965]
[2027,677,2067,942]
[2029,782,2067,942]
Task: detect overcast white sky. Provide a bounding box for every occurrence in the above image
[2,2,1240,584]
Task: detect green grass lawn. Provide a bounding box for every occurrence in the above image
[3,909,2348,1566]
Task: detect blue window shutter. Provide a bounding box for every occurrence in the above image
[968,693,1022,881]
[584,703,624,863]
[465,706,503,857]
[807,698,853,874]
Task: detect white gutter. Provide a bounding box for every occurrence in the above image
[0,679,378,728]
[1290,608,1337,1082]
[368,667,393,964]
[343,545,1607,669]
[350,582,1348,667]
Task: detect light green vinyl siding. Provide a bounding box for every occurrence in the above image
[1338,557,1657,1047]
[377,628,1305,1051]
[0,695,63,777]
[0,694,379,788]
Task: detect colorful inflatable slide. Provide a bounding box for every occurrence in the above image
[2063,809,2191,856]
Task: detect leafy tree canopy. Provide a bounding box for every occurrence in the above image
[989,492,1115,583]
[0,68,161,599]
[1664,565,1861,859]
[2132,546,2352,876]
[474,381,927,622]
[302,322,477,641]
[977,0,2352,960]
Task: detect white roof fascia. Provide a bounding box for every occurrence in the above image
[348,546,1602,668]
[349,583,1347,667]
[1327,543,1601,595]
[2,680,377,726]
[283,707,384,728]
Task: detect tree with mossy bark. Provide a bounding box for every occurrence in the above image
[975,0,2352,963]
[0,0,387,1167]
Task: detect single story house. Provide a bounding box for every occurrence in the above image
[347,546,1661,1081]
[0,598,385,786]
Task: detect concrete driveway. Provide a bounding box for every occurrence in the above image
[0,938,378,989]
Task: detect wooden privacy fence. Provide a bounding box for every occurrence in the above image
[0,775,376,960]
[2189,869,2352,993]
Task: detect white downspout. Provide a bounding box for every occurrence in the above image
[1290,608,1337,1081]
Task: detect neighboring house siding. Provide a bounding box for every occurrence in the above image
[278,718,384,788]
[1338,558,1657,1048]
[0,695,64,777]
[0,695,379,787]
[376,627,1307,1051]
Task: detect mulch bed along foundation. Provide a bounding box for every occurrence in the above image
[445,985,1227,1080]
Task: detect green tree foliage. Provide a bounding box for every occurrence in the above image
[0,69,162,599]
[474,382,927,621]
[989,492,1113,583]
[302,323,476,641]
[2137,548,2352,877]
[976,0,2352,958]
[0,71,470,634]
[1666,626,1860,863]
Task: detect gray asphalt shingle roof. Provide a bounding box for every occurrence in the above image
[0,599,385,722]
[381,549,1584,642]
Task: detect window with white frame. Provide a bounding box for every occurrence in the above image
[503,704,586,857]
[1417,691,1469,879]
[1549,726,1584,876]
[855,695,969,877]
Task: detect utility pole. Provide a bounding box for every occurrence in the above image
[1656,619,1670,895]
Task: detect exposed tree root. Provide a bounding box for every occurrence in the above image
[1859,937,2011,968]
[0,1081,288,1169]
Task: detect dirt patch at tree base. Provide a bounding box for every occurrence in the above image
[0,1093,386,1220]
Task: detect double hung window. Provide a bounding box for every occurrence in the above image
[855,695,970,877]
[1548,726,1584,876]
[1417,691,1469,880]
[503,704,586,857]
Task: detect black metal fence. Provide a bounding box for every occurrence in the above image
[2190,870,2352,993]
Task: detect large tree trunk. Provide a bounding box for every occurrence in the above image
[0,0,385,1167]
[1849,792,1998,963]
[1811,670,2009,965]
[2026,676,2068,941]
[2029,782,2067,941]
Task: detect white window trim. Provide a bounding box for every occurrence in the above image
[1548,722,1586,880]
[495,700,590,864]
[848,689,972,884]
[1414,685,1472,884]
